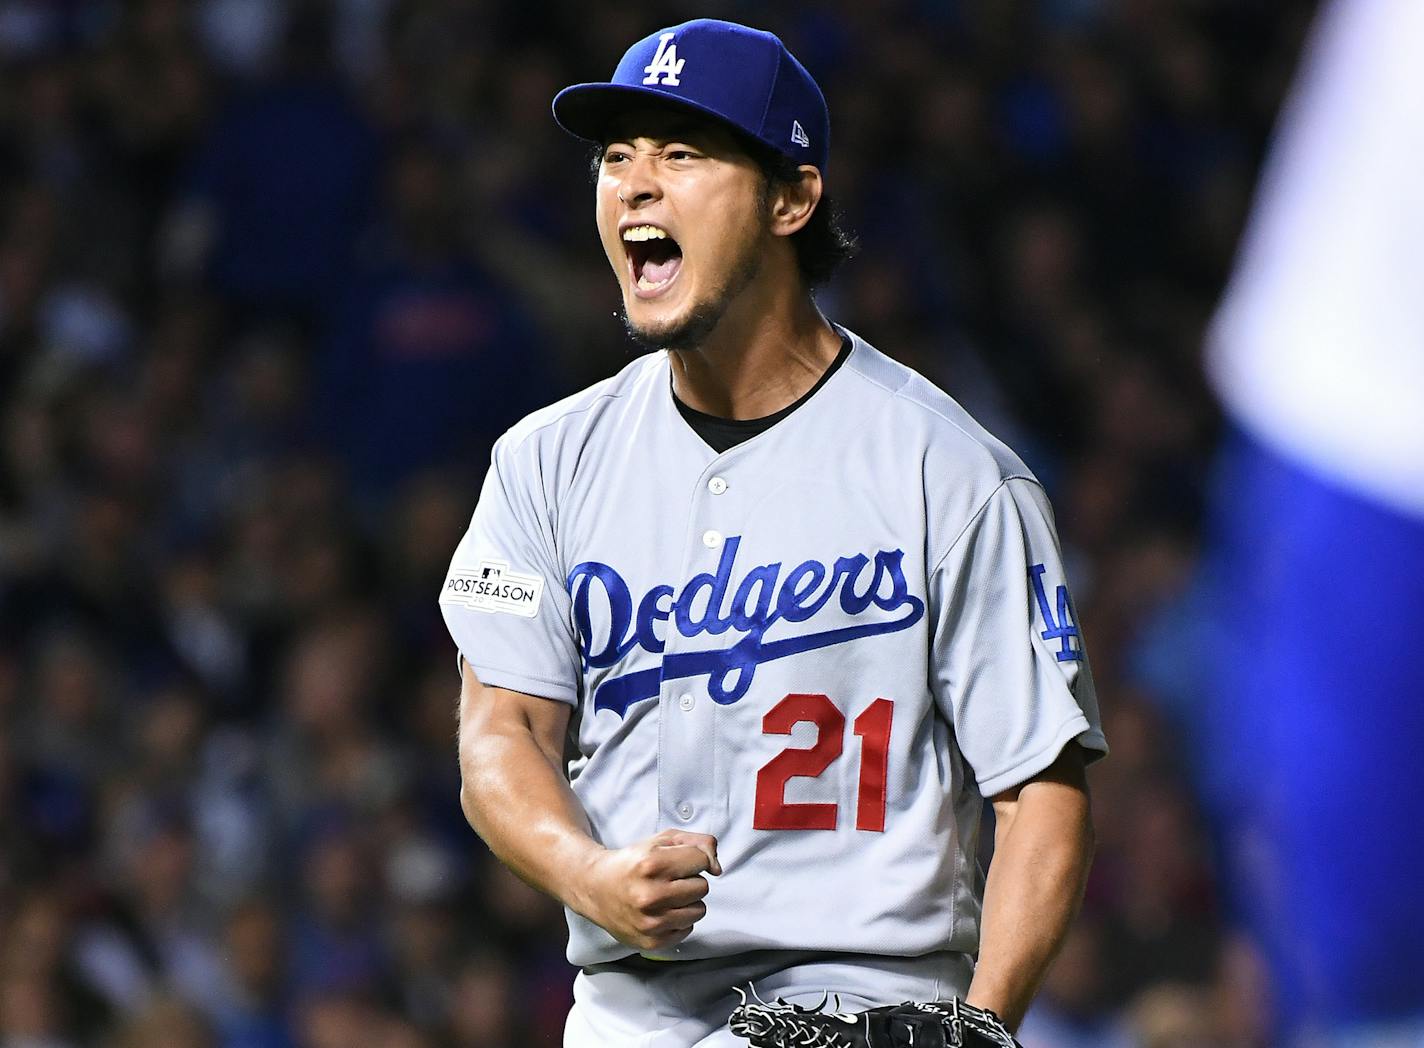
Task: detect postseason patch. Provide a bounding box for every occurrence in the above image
[441,560,544,618]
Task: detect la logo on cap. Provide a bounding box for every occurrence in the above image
[642,33,684,86]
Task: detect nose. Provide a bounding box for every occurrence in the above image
[616,154,662,208]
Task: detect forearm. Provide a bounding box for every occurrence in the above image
[456,671,720,954]
[965,760,1094,1030]
[457,678,607,919]
[463,734,598,894]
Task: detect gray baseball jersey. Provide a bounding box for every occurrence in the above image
[440,327,1106,969]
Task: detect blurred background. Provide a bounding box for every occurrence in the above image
[0,0,1321,1045]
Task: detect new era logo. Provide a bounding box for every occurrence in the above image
[791,120,810,148]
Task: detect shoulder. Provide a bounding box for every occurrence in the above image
[495,352,665,464]
[838,328,1039,494]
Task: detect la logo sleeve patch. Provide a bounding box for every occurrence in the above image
[441,559,545,618]
[1029,563,1083,662]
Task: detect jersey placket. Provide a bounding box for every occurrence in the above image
[655,464,740,831]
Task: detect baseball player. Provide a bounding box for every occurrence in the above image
[441,19,1107,1048]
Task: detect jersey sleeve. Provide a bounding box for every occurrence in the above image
[929,476,1107,797]
[438,434,581,704]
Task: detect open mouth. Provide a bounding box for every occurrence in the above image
[623,224,683,297]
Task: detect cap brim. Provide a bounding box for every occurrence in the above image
[552,82,759,146]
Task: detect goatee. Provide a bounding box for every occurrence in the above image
[619,298,727,353]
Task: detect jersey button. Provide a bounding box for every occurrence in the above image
[678,693,694,711]
[708,477,728,495]
[702,530,722,548]
[677,803,694,820]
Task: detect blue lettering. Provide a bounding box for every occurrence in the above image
[871,549,911,610]
[634,584,674,654]
[776,560,827,622]
[569,538,927,717]
[568,562,635,669]
[674,536,740,637]
[1029,563,1082,662]
[835,554,875,614]
[730,562,780,633]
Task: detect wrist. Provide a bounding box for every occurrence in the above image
[964,983,1020,1031]
[554,837,610,920]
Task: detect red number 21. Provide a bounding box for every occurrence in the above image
[753,694,894,832]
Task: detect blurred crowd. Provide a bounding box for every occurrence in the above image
[0,1,1317,1045]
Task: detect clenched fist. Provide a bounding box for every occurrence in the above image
[571,829,721,953]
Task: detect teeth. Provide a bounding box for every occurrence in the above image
[637,273,673,290]
[622,225,668,242]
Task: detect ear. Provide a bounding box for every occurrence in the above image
[767,165,823,238]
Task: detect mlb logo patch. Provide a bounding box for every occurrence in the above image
[441,560,544,617]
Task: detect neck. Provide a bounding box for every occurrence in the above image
[668,286,842,420]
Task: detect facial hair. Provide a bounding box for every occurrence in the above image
[620,224,767,353]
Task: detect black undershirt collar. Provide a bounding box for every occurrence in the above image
[673,332,853,453]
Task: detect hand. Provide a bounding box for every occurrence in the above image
[572,828,721,952]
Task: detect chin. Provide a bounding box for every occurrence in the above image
[622,292,724,352]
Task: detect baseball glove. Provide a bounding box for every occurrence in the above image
[728,988,1022,1048]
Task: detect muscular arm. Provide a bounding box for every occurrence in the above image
[456,660,718,952]
[456,659,596,902]
[964,743,1095,1031]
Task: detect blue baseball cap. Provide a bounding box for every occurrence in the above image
[552,19,830,175]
